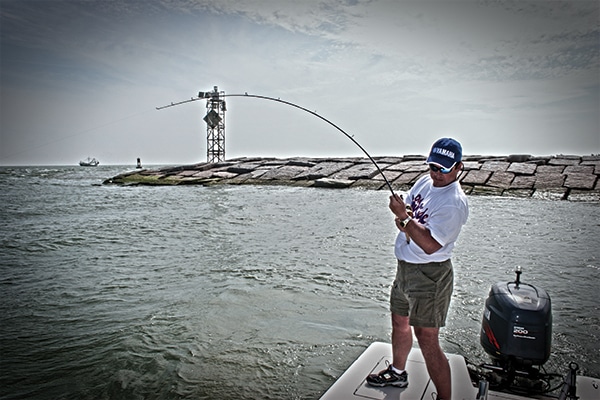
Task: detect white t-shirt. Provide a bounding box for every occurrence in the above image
[395,175,469,263]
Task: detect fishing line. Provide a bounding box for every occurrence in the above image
[0,109,154,163]
[157,93,396,196]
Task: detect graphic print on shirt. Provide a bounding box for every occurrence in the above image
[410,194,429,224]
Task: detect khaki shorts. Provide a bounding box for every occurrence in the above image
[390,259,454,328]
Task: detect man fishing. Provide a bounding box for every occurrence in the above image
[366,138,469,400]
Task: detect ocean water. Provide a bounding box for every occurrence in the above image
[0,165,598,400]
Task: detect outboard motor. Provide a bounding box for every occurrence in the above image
[480,267,552,371]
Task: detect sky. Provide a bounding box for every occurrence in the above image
[1,0,598,166]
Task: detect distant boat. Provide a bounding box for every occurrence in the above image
[79,157,100,167]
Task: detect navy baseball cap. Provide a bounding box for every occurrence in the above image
[427,138,462,169]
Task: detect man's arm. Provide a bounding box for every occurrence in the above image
[389,194,442,255]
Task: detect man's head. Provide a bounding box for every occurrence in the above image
[427,138,463,187]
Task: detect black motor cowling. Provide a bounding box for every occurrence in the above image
[480,267,552,368]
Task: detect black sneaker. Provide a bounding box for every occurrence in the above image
[366,364,408,387]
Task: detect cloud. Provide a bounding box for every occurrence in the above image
[1,0,598,165]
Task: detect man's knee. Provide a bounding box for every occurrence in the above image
[392,314,410,331]
[413,326,439,346]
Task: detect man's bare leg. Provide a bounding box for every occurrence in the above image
[391,313,412,370]
[414,326,451,400]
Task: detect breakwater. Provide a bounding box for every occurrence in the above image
[104,154,600,201]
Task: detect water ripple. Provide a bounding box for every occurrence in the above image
[1,167,599,399]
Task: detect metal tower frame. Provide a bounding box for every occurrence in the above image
[203,86,226,163]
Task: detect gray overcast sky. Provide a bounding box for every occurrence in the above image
[1,0,598,165]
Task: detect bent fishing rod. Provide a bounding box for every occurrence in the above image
[156,92,396,196]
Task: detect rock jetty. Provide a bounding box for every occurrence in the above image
[103,154,600,202]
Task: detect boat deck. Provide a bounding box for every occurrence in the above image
[319,342,599,400]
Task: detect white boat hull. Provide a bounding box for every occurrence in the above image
[319,342,599,400]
